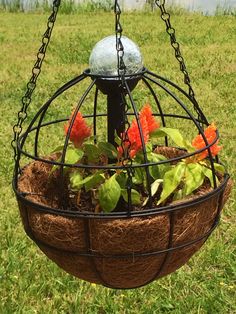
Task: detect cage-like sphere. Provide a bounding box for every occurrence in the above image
[13,60,231,288]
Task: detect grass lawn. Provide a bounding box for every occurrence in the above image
[0,8,235,314]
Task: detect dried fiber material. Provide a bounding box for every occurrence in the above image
[17,147,233,289]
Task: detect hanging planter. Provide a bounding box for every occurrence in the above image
[12,0,232,289]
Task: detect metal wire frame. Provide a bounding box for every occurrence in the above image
[15,177,228,290]
[15,73,218,168]
[14,69,226,218]
[18,202,222,257]
[17,123,221,171]
[14,76,229,288]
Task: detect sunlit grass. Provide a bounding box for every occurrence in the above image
[0,9,235,313]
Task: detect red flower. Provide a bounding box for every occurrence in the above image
[118,104,159,159]
[64,110,91,147]
[118,115,149,159]
[192,123,222,161]
[140,104,160,133]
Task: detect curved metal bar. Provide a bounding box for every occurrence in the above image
[59,79,97,201]
[24,213,219,290]
[18,74,87,158]
[13,173,229,219]
[142,76,168,146]
[146,70,208,125]
[17,112,205,141]
[154,211,175,278]
[18,130,220,170]
[124,80,153,205]
[93,88,99,144]
[34,73,87,157]
[87,67,208,127]
[144,74,218,188]
[17,73,219,187]
[22,214,219,259]
[14,73,87,188]
[29,112,205,127]
[153,113,203,124]
[83,218,110,287]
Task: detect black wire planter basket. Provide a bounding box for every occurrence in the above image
[12,0,232,289]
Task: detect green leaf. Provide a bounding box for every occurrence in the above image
[65,148,84,164]
[147,152,170,180]
[83,144,101,163]
[121,189,141,205]
[133,167,144,185]
[149,165,160,180]
[98,142,118,159]
[87,135,98,142]
[157,162,186,205]
[151,127,193,150]
[145,142,153,153]
[70,171,84,190]
[51,145,67,153]
[151,179,163,196]
[116,172,127,189]
[84,173,105,191]
[98,175,121,212]
[49,161,60,175]
[142,197,149,207]
[50,148,83,174]
[114,130,121,146]
[142,179,162,206]
[70,171,104,191]
[173,189,184,201]
[150,153,167,161]
[214,162,225,173]
[183,163,205,196]
[202,166,219,187]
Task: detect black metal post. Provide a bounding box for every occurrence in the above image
[107,92,125,146]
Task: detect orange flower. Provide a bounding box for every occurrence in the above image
[192,123,222,161]
[118,114,149,159]
[140,104,160,133]
[64,110,91,147]
[118,104,159,159]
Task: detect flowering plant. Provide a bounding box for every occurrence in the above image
[52,104,224,213]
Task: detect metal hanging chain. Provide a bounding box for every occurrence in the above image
[114,0,132,165]
[114,0,134,210]
[114,0,126,78]
[155,0,206,124]
[11,0,61,161]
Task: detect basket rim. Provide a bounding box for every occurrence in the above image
[13,171,230,219]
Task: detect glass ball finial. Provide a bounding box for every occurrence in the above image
[89,35,143,77]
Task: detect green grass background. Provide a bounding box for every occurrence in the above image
[0,7,235,314]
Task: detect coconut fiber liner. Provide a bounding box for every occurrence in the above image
[17,147,232,289]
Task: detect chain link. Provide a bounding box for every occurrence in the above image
[11,0,61,161]
[114,0,134,209]
[155,0,205,124]
[114,1,133,162]
[114,1,126,78]
[114,0,131,163]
